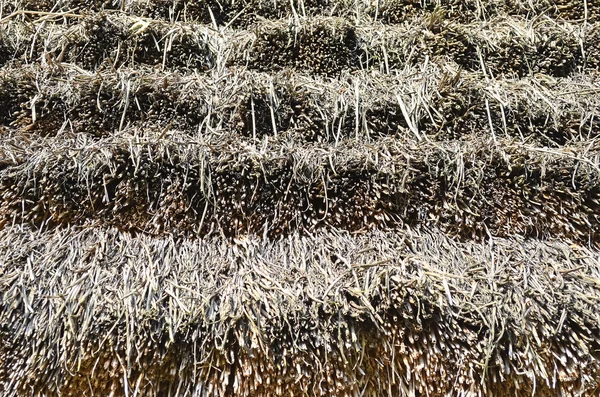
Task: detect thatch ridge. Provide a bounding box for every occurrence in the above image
[1,225,599,396]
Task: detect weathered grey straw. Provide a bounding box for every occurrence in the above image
[1,225,600,396]
[1,0,599,394]
[2,132,600,242]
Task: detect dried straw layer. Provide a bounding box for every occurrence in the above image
[1,65,599,145]
[3,0,599,25]
[1,133,600,242]
[1,0,599,395]
[1,225,599,396]
[1,13,598,77]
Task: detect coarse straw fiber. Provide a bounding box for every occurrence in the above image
[0,64,598,142]
[1,225,599,396]
[3,0,600,25]
[2,132,600,242]
[0,12,598,76]
[1,0,600,394]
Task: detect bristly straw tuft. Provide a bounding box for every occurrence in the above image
[1,0,600,395]
[1,226,600,396]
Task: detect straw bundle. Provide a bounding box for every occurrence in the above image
[1,0,599,394]
[2,12,598,77]
[6,0,600,24]
[1,64,598,143]
[379,0,600,23]
[2,132,600,242]
[1,226,600,396]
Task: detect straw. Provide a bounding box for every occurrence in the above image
[1,0,599,394]
[1,225,599,396]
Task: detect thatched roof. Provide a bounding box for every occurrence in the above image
[1,0,600,395]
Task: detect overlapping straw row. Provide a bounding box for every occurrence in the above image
[3,0,600,25]
[1,134,599,242]
[1,225,599,396]
[1,12,598,77]
[1,65,599,144]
